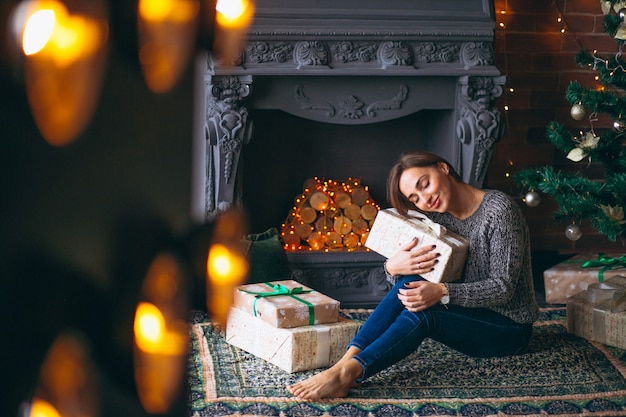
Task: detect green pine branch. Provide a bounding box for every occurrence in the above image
[514,167,626,240]
[513,2,626,242]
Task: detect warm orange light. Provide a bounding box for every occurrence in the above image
[215,0,254,28]
[15,0,109,146]
[135,302,166,352]
[133,252,189,415]
[204,209,249,326]
[137,0,200,93]
[22,9,55,55]
[29,399,62,417]
[29,332,99,417]
[206,242,248,325]
[134,302,187,355]
[207,243,248,285]
[21,2,105,67]
[139,0,198,22]
[212,0,255,65]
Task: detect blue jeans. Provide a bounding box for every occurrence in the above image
[348,275,533,382]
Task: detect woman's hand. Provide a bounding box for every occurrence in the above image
[384,239,439,277]
[397,281,444,312]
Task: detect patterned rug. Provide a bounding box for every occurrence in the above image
[187,308,626,417]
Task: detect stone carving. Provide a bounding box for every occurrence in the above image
[456,76,505,185]
[294,41,329,68]
[331,41,378,63]
[366,85,409,117]
[325,269,371,289]
[460,42,493,67]
[289,263,392,307]
[378,41,412,68]
[246,41,293,63]
[294,84,335,117]
[204,75,253,220]
[414,42,460,63]
[339,96,365,119]
[212,40,494,70]
[294,84,410,121]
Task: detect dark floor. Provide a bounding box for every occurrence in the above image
[531,250,575,308]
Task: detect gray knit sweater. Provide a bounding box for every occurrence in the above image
[389,189,539,324]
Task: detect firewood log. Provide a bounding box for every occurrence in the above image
[344,204,361,220]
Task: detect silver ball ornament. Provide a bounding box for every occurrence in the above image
[565,224,582,241]
[570,103,586,121]
[524,191,541,207]
[614,118,626,132]
[619,8,626,21]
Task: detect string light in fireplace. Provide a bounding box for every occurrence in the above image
[281,177,380,253]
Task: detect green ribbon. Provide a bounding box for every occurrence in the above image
[580,253,626,283]
[239,282,316,325]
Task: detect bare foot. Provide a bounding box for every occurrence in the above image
[286,359,362,400]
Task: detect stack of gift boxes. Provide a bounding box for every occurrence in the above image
[225,209,471,372]
[543,253,626,350]
[225,279,361,373]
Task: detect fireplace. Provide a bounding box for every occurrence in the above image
[191,0,504,306]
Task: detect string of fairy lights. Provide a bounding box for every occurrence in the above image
[280,177,380,252]
[496,0,587,182]
[496,0,626,241]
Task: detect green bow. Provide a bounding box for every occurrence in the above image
[580,253,626,283]
[240,282,316,325]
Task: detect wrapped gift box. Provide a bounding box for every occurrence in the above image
[225,307,360,373]
[233,279,340,328]
[364,208,468,283]
[566,276,626,350]
[543,253,626,304]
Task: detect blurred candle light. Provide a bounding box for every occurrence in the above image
[215,0,253,28]
[212,0,255,65]
[14,0,109,146]
[28,332,99,417]
[133,252,189,415]
[206,209,248,327]
[29,398,62,417]
[137,0,200,93]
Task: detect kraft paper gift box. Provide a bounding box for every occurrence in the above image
[233,279,340,328]
[566,276,626,350]
[225,307,360,373]
[364,208,468,283]
[543,253,626,304]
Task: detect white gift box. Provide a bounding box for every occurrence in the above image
[225,307,360,373]
[365,209,468,283]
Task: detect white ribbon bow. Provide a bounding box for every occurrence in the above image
[405,209,447,237]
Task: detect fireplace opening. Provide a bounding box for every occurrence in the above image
[241,108,458,236]
[191,1,503,306]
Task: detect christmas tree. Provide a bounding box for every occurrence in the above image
[514,1,626,243]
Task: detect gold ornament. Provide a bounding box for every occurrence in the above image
[565,224,582,241]
[524,191,541,207]
[570,103,586,120]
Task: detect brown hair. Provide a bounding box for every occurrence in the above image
[387,151,462,216]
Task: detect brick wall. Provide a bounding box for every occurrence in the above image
[488,0,625,252]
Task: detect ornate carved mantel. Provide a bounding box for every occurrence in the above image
[191,0,505,223]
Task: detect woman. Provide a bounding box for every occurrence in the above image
[286,151,539,400]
